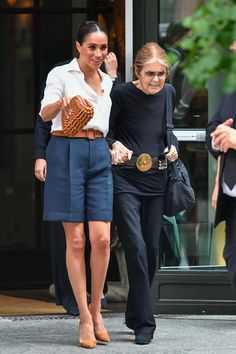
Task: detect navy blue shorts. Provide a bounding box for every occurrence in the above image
[43,136,113,222]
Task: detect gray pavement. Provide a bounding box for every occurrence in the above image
[0,313,236,354]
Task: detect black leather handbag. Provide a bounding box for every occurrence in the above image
[164,85,195,217]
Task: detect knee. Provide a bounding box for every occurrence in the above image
[67,234,86,255]
[92,234,110,253]
[64,223,86,256]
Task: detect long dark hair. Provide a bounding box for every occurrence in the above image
[75,20,108,57]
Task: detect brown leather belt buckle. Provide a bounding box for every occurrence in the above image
[86,129,96,140]
[136,153,153,172]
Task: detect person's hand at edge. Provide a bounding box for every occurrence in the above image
[104,52,118,79]
[34,158,47,182]
[165,145,178,162]
[211,119,236,153]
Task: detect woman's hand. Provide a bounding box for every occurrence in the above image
[57,96,72,118]
[110,141,133,164]
[41,96,72,121]
[104,52,118,78]
[165,145,178,162]
[34,159,47,182]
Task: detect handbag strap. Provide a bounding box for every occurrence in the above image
[165,84,174,151]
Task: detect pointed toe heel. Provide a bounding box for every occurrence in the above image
[79,322,97,349]
[95,329,110,342]
[79,340,97,349]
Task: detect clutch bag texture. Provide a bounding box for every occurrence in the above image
[61,95,94,137]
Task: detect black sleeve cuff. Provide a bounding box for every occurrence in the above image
[105,137,116,148]
[33,148,46,160]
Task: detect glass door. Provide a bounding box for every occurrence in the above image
[153,0,236,314]
[160,132,211,270]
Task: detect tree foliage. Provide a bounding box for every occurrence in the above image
[179,0,236,92]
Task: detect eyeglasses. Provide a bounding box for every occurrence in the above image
[143,70,167,79]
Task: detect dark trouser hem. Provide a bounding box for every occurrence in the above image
[114,193,163,340]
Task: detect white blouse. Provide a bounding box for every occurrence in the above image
[39,58,112,136]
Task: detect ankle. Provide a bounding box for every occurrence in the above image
[89,303,101,315]
[79,312,93,325]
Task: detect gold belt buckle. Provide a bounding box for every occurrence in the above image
[136,153,153,172]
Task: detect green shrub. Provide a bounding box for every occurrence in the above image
[179,0,236,92]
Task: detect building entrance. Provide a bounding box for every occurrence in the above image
[0,0,125,289]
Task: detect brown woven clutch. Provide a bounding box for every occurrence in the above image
[61,95,94,137]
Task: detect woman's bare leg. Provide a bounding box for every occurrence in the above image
[63,222,96,344]
[89,221,110,334]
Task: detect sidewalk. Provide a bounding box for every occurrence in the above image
[1,313,236,353]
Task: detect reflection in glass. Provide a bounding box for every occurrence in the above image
[1,0,33,8]
[160,142,225,269]
[40,0,85,8]
[72,0,87,6]
[98,0,125,80]
[1,14,34,130]
[158,0,220,271]
[159,0,208,129]
[0,135,35,249]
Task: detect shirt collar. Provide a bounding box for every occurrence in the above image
[67,58,107,80]
[67,57,82,72]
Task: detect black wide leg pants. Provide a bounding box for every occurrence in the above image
[114,193,164,336]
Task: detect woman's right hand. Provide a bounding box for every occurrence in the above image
[41,96,72,121]
[111,141,133,164]
[57,96,72,118]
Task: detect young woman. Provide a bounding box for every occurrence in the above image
[34,52,120,317]
[107,42,179,345]
[40,21,112,349]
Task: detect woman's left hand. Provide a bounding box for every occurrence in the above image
[165,145,178,162]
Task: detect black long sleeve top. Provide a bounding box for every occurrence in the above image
[107,82,178,195]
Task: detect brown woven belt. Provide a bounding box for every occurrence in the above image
[51,129,104,140]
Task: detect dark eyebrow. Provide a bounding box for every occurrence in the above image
[87,43,107,46]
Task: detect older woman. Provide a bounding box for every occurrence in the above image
[107,42,178,345]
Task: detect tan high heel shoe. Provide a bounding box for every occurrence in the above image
[88,304,110,343]
[79,323,97,349]
[94,328,110,342]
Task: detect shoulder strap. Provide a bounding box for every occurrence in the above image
[165,84,174,151]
